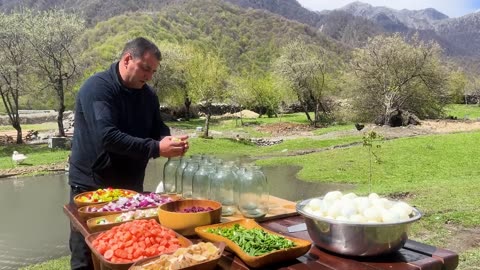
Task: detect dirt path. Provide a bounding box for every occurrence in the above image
[255,120,480,140]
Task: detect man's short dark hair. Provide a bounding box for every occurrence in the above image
[121,37,162,61]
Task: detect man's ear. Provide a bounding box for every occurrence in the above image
[123,53,132,68]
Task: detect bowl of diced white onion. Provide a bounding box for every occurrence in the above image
[296,191,422,256]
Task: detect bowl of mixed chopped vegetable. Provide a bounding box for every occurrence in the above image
[195,219,311,268]
[74,188,137,207]
[158,199,222,236]
[78,192,174,221]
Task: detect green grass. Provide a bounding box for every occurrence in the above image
[255,131,480,268]
[0,144,69,169]
[445,104,480,120]
[0,122,58,132]
[312,124,356,136]
[185,136,362,157]
[20,256,69,270]
[167,113,326,138]
[7,111,480,270]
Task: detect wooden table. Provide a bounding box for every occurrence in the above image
[63,203,458,270]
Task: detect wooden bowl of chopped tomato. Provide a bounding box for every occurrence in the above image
[158,199,222,236]
[86,219,192,270]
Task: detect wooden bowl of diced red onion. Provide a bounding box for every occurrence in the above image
[158,199,222,236]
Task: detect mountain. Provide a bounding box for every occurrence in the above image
[0,0,184,25]
[75,0,344,74]
[434,12,480,56]
[335,1,448,30]
[1,0,479,69]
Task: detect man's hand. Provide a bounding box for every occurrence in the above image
[159,135,189,157]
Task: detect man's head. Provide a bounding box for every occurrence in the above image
[118,37,162,89]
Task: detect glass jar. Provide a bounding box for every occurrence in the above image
[192,163,216,200]
[209,164,236,216]
[175,158,190,196]
[163,157,182,194]
[238,165,269,218]
[182,160,199,199]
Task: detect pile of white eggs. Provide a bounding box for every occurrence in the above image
[302,191,414,223]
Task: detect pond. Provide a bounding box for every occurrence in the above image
[0,158,352,269]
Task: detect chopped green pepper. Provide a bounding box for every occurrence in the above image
[206,224,296,256]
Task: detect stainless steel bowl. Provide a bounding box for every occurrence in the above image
[296,198,422,256]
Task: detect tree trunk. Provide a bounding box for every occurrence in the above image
[184,96,191,121]
[203,113,211,138]
[313,102,321,127]
[56,78,66,137]
[302,101,313,124]
[203,104,211,138]
[13,122,23,144]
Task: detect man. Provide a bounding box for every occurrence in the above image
[68,37,188,269]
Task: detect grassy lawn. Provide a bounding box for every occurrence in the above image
[0,144,70,170]
[7,108,480,269]
[0,122,58,132]
[445,104,480,120]
[20,256,69,270]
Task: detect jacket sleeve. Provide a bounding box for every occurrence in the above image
[81,77,160,160]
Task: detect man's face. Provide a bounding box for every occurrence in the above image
[123,51,159,89]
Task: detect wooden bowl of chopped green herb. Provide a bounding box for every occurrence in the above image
[195,219,311,268]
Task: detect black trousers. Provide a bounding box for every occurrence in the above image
[69,185,94,270]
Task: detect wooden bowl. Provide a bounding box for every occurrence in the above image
[85,224,192,270]
[129,242,226,270]
[78,194,178,222]
[86,209,159,233]
[158,199,222,236]
[77,202,149,222]
[195,219,312,268]
[73,189,137,207]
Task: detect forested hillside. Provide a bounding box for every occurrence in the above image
[1,0,479,128]
[76,0,343,74]
[3,0,480,62]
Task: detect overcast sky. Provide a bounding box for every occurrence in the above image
[296,0,480,18]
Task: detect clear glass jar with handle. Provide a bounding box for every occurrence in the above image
[238,165,269,218]
[182,160,200,198]
[209,164,236,216]
[175,158,190,196]
[163,157,182,194]
[192,163,216,200]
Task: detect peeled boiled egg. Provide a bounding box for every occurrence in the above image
[354,197,370,213]
[363,207,382,222]
[381,209,400,223]
[324,190,343,202]
[308,198,324,211]
[368,193,380,201]
[342,192,358,200]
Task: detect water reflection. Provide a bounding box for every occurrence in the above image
[0,157,353,269]
[0,174,70,270]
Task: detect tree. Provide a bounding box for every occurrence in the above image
[184,50,229,138]
[0,12,30,144]
[446,69,468,104]
[351,33,447,124]
[274,40,339,127]
[24,9,85,137]
[151,43,194,120]
[231,71,286,118]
